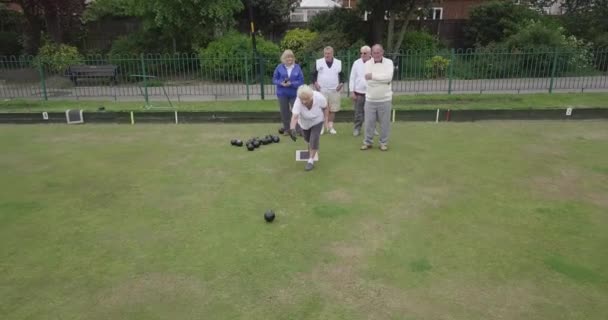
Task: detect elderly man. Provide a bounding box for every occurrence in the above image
[349,45,371,136]
[361,44,394,151]
[312,46,344,135]
[289,85,329,171]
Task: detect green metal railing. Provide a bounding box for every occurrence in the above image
[1,48,606,101]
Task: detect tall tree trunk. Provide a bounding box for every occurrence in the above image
[389,5,417,59]
[386,13,395,52]
[370,8,385,45]
[23,19,42,55]
[390,19,410,58]
[44,4,63,43]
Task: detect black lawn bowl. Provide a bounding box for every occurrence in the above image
[272,135,280,143]
[253,140,261,148]
[278,128,285,134]
[230,139,237,146]
[264,210,275,223]
[235,140,243,147]
[247,144,255,151]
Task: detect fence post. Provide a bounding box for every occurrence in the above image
[38,58,48,101]
[345,50,352,94]
[448,48,455,95]
[549,48,558,94]
[244,54,250,100]
[140,54,149,105]
[259,55,265,100]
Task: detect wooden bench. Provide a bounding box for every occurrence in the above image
[66,65,118,85]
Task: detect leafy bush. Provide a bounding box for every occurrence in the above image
[301,30,353,57]
[109,31,172,57]
[503,21,593,75]
[503,20,565,50]
[34,42,83,73]
[591,33,608,71]
[198,32,280,82]
[107,35,145,82]
[308,8,367,44]
[373,31,441,80]
[402,31,440,53]
[109,30,191,80]
[280,28,318,62]
[560,36,596,75]
[109,35,144,57]
[425,55,450,78]
[593,33,608,49]
[452,19,597,79]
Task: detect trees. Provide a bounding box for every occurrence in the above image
[308,8,366,45]
[17,0,86,54]
[465,1,541,48]
[0,3,25,55]
[357,0,431,56]
[85,0,303,52]
[495,0,608,48]
[558,0,608,48]
[235,0,300,35]
[85,0,244,51]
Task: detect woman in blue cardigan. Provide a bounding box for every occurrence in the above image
[273,50,304,134]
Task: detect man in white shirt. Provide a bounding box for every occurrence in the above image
[349,45,371,136]
[361,44,394,151]
[312,46,344,135]
[289,85,329,171]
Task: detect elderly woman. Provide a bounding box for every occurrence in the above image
[273,49,304,135]
[289,85,328,171]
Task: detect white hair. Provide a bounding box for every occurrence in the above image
[297,85,314,99]
[360,45,371,53]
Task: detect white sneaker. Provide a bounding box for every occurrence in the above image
[329,128,337,135]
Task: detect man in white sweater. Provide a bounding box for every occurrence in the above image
[361,44,394,151]
[349,45,371,136]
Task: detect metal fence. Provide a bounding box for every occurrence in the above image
[1,48,607,101]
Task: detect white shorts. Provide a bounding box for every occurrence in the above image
[320,89,341,112]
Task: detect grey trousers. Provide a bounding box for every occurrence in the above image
[363,100,392,146]
[353,94,365,131]
[278,96,296,131]
[303,121,323,150]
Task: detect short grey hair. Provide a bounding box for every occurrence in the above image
[372,44,384,53]
[360,45,371,53]
[323,46,334,53]
[297,85,314,99]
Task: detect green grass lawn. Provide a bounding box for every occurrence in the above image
[1,92,607,112]
[1,121,607,319]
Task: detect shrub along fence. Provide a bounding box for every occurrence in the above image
[1,48,606,101]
